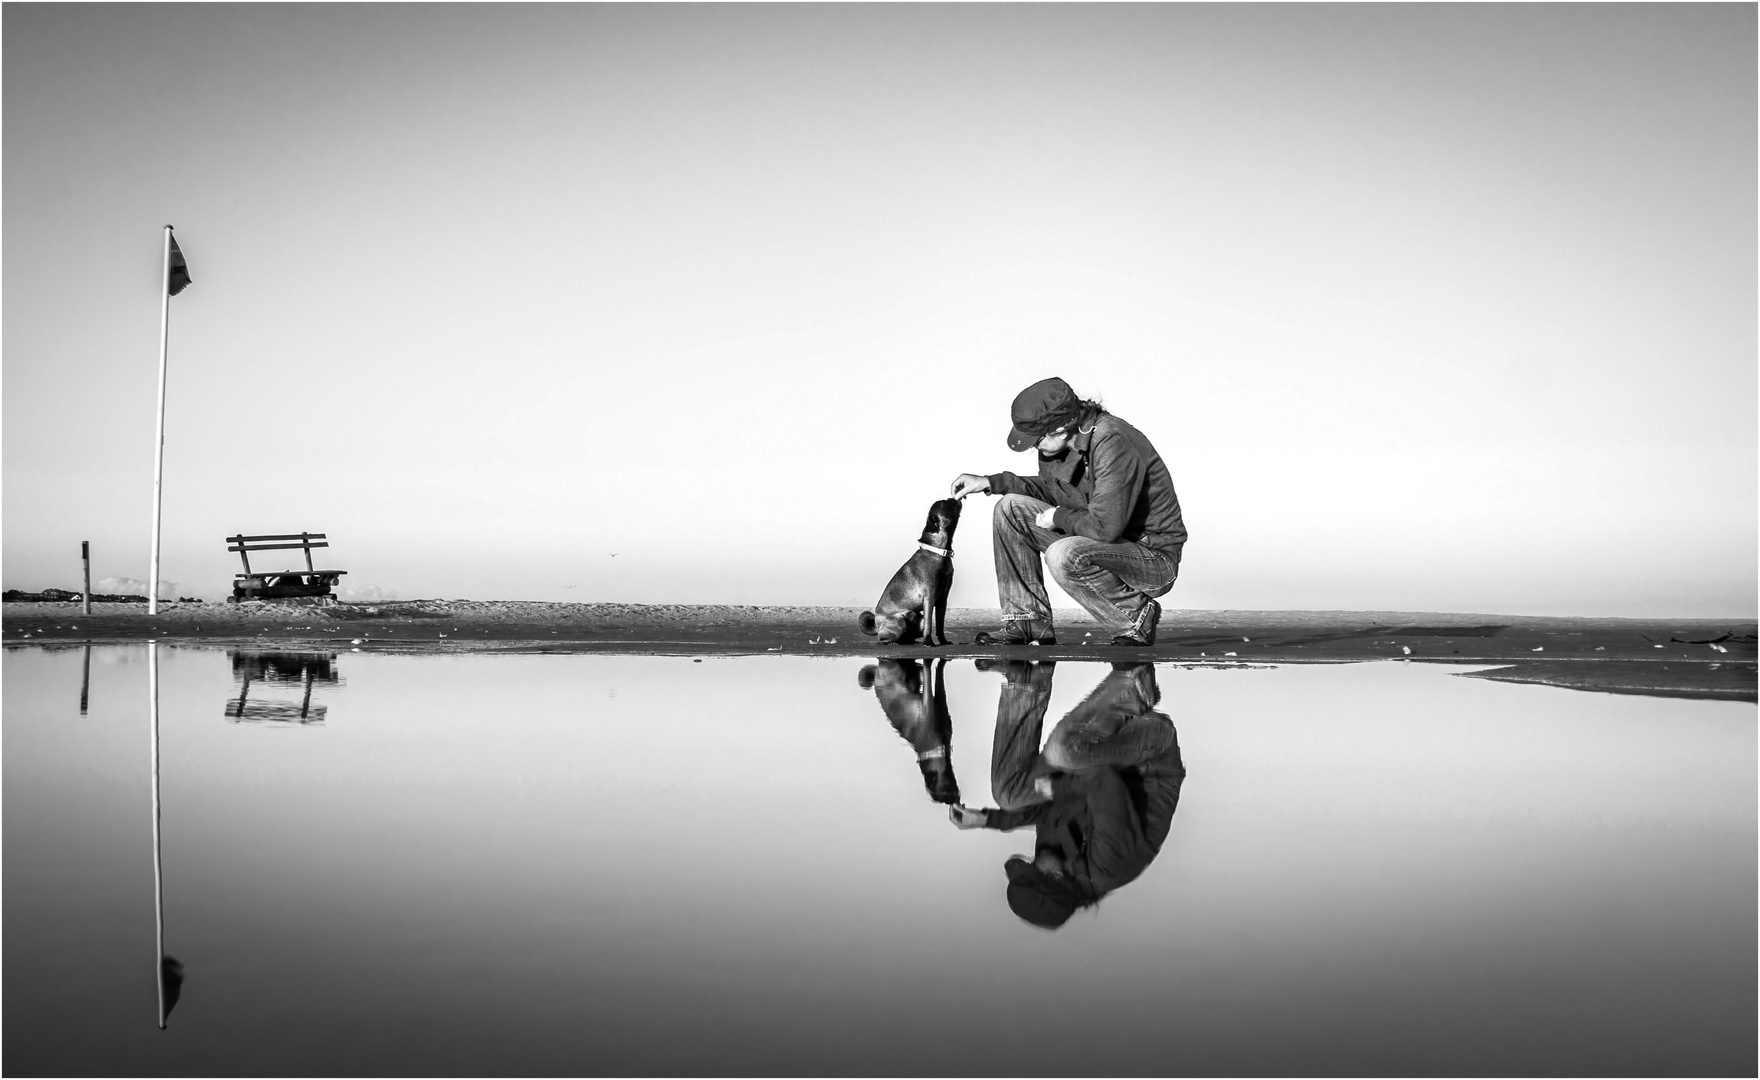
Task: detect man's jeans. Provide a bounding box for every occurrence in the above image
[992,494,1181,635]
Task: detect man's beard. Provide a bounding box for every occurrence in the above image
[1037,447,1069,463]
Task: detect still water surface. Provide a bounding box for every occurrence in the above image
[4,646,1754,1076]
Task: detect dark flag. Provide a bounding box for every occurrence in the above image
[167,231,192,296]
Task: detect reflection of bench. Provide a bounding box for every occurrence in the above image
[227,533,346,602]
[224,649,335,723]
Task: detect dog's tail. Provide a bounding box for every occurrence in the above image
[858,610,878,636]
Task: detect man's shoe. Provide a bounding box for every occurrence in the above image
[975,619,1056,646]
[1109,599,1161,646]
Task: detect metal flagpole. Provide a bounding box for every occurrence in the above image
[149,640,168,1028]
[148,227,173,617]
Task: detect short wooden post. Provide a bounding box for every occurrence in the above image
[81,541,92,615]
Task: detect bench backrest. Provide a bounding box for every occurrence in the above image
[227,533,331,574]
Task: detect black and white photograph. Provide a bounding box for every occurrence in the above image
[3,3,1754,1075]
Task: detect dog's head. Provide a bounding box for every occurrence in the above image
[919,756,961,805]
[922,498,962,544]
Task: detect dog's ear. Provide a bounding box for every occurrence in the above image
[858,610,878,636]
[857,664,877,688]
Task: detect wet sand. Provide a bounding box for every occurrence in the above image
[5,600,1754,702]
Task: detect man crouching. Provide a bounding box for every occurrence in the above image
[950,377,1186,646]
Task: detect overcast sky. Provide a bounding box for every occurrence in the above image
[4,4,1753,616]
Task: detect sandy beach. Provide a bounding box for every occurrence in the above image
[4,599,1753,702]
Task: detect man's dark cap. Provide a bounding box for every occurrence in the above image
[1007,377,1085,452]
[1004,856,1081,929]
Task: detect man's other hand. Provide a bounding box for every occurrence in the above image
[950,473,991,499]
[1034,506,1058,530]
[948,804,988,829]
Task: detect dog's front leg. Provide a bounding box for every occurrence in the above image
[927,567,950,646]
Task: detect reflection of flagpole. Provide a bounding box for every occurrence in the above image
[149,641,167,1029]
[80,644,91,715]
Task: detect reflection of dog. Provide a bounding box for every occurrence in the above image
[858,498,960,646]
[857,658,960,805]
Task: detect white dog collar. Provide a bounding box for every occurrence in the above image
[919,542,952,557]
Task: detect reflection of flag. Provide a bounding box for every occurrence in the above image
[167,232,192,296]
[160,955,184,1022]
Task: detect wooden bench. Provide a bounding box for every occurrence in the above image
[226,533,347,602]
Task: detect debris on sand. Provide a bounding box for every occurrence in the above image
[5,588,149,602]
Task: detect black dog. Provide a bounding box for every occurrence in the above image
[857,658,960,805]
[858,498,960,646]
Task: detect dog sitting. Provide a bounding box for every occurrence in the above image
[858,498,960,646]
[857,658,960,805]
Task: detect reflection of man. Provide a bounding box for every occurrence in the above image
[858,657,960,805]
[951,661,1185,929]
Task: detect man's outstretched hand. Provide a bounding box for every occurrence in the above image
[950,473,991,500]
